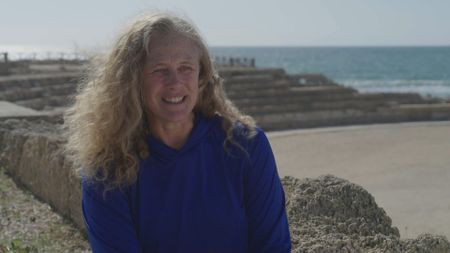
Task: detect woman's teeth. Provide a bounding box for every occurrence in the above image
[163,96,184,104]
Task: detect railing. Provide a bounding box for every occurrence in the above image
[4,51,87,62]
[214,56,255,67]
[0,52,8,63]
[0,50,258,77]
[0,51,88,76]
[3,50,256,67]
[0,52,9,75]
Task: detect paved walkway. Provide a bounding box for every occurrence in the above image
[268,121,450,239]
[0,101,42,118]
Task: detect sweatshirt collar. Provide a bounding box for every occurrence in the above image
[146,113,218,161]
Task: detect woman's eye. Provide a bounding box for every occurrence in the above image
[152,68,167,74]
[180,66,193,72]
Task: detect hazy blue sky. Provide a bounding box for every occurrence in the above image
[1,0,449,51]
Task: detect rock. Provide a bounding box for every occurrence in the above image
[0,118,84,230]
[282,175,450,253]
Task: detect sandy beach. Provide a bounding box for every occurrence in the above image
[268,121,450,239]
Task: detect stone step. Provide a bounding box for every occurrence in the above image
[0,86,45,101]
[218,67,286,78]
[253,103,450,131]
[223,74,277,85]
[235,91,425,113]
[0,73,79,91]
[230,88,425,109]
[223,79,292,92]
[387,103,450,121]
[360,92,425,105]
[232,92,356,108]
[253,109,370,130]
[48,83,77,96]
[240,98,389,115]
[0,83,76,102]
[15,95,71,111]
[228,85,357,100]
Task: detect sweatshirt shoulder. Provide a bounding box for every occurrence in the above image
[208,116,261,142]
[213,117,270,156]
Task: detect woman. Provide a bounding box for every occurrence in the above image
[65,11,291,253]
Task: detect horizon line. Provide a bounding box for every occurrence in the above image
[209,44,450,48]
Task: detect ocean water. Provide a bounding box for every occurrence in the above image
[211,47,450,99]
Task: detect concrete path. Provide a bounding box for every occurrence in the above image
[268,121,450,239]
[0,101,42,118]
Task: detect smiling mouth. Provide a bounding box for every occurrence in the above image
[162,96,186,104]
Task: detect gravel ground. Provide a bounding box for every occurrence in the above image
[0,167,91,253]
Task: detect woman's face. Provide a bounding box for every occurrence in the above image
[141,32,201,127]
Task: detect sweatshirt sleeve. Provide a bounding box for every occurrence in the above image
[82,179,142,253]
[244,129,291,253]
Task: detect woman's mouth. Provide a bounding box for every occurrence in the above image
[162,96,185,104]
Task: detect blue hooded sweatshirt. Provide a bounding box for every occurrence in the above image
[82,114,291,253]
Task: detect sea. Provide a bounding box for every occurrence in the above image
[2,45,450,99]
[211,46,450,99]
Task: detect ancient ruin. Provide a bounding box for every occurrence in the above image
[1,61,450,130]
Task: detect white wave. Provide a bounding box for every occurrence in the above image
[338,79,450,99]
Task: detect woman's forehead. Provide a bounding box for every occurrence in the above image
[146,51,198,64]
[145,33,200,64]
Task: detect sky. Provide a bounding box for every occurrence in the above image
[1,0,450,52]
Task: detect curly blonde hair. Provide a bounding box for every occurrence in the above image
[64,11,256,190]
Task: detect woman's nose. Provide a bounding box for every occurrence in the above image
[165,70,182,87]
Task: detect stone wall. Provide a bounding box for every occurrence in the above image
[0,117,84,228]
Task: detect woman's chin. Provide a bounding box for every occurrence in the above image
[152,111,195,126]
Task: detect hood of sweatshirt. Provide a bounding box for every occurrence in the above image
[146,113,220,163]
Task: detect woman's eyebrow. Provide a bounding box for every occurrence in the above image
[144,62,165,69]
[179,60,198,65]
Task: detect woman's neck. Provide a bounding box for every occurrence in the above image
[149,114,195,150]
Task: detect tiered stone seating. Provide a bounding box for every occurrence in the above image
[1,67,449,130]
[0,73,78,110]
[220,67,450,130]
